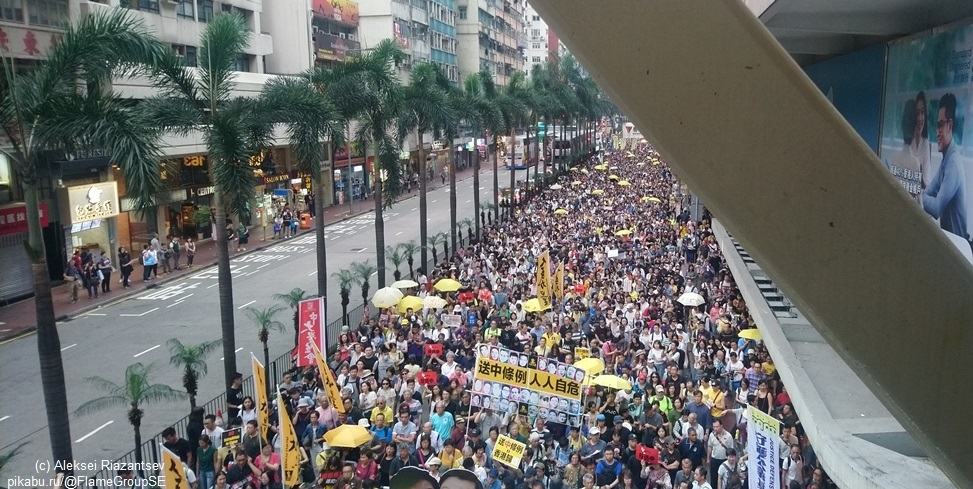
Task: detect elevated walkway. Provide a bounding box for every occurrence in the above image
[713,220,952,489]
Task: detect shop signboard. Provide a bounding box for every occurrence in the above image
[59,181,120,224]
[0,202,48,237]
[315,32,358,62]
[312,0,359,26]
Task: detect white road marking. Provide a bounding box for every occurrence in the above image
[432,200,438,203]
[396,232,403,236]
[309,271,318,276]
[166,294,194,308]
[237,300,256,310]
[371,271,378,277]
[357,248,367,253]
[331,236,340,240]
[120,307,159,317]
[61,343,77,352]
[0,415,9,422]
[75,420,113,443]
[411,207,418,211]
[480,187,485,190]
[220,347,244,361]
[0,329,9,333]
[466,200,471,203]
[133,345,161,358]
[84,313,107,316]
[207,283,219,289]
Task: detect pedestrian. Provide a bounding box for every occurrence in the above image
[63,260,82,303]
[118,246,134,288]
[142,244,157,282]
[281,207,293,238]
[82,262,101,299]
[170,235,182,270]
[185,237,196,267]
[97,253,113,293]
[236,222,249,252]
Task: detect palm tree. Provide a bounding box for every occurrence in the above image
[386,245,406,281]
[244,305,286,400]
[398,62,453,274]
[479,71,507,220]
[458,218,474,246]
[0,9,171,472]
[479,202,492,228]
[76,363,185,476]
[427,233,444,265]
[400,240,420,279]
[273,287,311,348]
[437,231,451,262]
[0,443,27,479]
[332,269,354,325]
[260,76,341,303]
[463,72,503,238]
[142,13,275,397]
[350,260,379,309]
[167,338,222,410]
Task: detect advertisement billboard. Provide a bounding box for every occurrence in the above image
[880,22,973,261]
[312,0,359,26]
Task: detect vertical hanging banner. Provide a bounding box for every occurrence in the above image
[536,251,552,310]
[277,393,301,486]
[251,355,269,429]
[313,343,347,414]
[554,264,564,302]
[297,297,325,367]
[160,445,190,489]
[747,405,782,489]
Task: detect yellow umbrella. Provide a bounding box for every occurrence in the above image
[615,229,632,236]
[554,209,569,215]
[617,180,631,186]
[738,328,763,341]
[608,175,619,180]
[434,278,462,292]
[574,358,605,376]
[640,196,651,202]
[625,152,635,158]
[571,181,583,186]
[390,279,419,288]
[371,286,404,308]
[580,169,590,174]
[590,189,604,196]
[647,197,662,203]
[594,164,607,170]
[522,298,550,313]
[323,424,372,448]
[397,295,424,314]
[592,374,632,391]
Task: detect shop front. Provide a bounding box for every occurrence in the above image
[57,181,120,269]
[333,143,370,206]
[0,202,49,302]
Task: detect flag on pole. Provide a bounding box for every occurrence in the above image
[251,354,269,431]
[160,445,190,489]
[536,251,552,310]
[554,264,564,302]
[312,343,346,414]
[277,393,301,487]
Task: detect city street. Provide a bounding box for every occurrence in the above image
[0,168,514,478]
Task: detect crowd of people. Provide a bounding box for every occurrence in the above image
[157,140,834,489]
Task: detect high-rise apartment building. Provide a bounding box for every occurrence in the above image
[523,1,559,72]
[359,0,458,83]
[456,0,526,86]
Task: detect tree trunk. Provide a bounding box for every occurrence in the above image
[213,190,238,396]
[492,136,500,217]
[132,416,144,478]
[393,269,401,281]
[509,128,516,219]
[314,145,331,302]
[534,114,541,189]
[473,129,481,239]
[449,142,457,254]
[417,130,428,276]
[25,180,74,478]
[341,294,349,325]
[373,139,386,288]
[263,342,271,401]
[407,258,414,279]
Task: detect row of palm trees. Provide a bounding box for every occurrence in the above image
[2,9,611,473]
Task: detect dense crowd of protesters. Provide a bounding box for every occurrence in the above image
[158,141,834,489]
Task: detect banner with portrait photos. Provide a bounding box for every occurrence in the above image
[473,344,585,427]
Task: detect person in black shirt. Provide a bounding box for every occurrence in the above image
[162,427,193,466]
[225,450,261,488]
[227,373,244,420]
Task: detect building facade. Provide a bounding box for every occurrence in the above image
[456,0,525,86]
[522,1,559,73]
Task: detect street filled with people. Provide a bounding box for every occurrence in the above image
[160,141,834,489]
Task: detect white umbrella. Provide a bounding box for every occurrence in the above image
[390,279,419,288]
[422,295,448,309]
[550,184,563,190]
[371,287,404,308]
[677,292,705,307]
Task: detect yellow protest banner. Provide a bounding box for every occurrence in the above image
[575,347,590,360]
[277,394,301,487]
[251,355,269,431]
[536,251,552,310]
[312,343,346,414]
[475,356,582,400]
[160,445,189,489]
[554,264,564,302]
[492,435,526,469]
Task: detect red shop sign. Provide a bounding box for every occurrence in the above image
[0,202,49,237]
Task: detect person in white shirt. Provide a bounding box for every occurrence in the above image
[201,415,224,447]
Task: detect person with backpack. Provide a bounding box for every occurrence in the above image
[142,244,157,282]
[717,449,745,489]
[236,223,249,252]
[170,236,182,270]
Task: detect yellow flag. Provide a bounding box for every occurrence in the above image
[161,445,189,489]
[553,264,564,302]
[277,394,301,487]
[536,251,552,310]
[312,343,346,414]
[252,355,269,431]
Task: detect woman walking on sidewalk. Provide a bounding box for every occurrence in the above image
[185,237,196,267]
[118,246,134,288]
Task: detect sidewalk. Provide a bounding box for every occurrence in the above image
[0,164,486,343]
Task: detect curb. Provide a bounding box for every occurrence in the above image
[0,170,487,343]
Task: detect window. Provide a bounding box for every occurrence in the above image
[530,28,540,38]
[0,0,24,22]
[176,0,194,19]
[28,0,68,26]
[184,46,198,67]
[234,54,251,72]
[531,56,541,63]
[220,3,231,13]
[532,15,539,21]
[197,0,213,22]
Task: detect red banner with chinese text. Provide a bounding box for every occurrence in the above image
[297,297,325,367]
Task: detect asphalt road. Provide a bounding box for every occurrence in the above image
[0,168,514,479]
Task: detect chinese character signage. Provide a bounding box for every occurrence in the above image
[313,343,346,414]
[746,405,781,489]
[297,297,325,367]
[312,0,359,26]
[251,355,270,430]
[277,394,301,487]
[0,202,48,237]
[58,181,120,224]
[535,251,552,310]
[491,435,526,469]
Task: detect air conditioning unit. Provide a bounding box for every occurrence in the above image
[164,0,179,5]
[339,32,346,39]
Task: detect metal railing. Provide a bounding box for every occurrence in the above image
[82,303,367,485]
